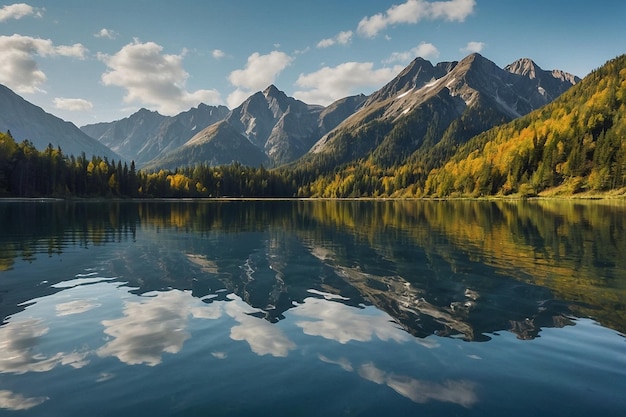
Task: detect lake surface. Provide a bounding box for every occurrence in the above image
[0,199,624,416]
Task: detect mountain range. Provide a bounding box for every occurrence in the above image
[80,104,229,166]
[2,53,580,179]
[113,85,366,170]
[305,53,580,170]
[81,53,577,172]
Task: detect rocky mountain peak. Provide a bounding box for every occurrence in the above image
[364,56,438,106]
[551,69,581,85]
[263,84,282,98]
[505,58,541,79]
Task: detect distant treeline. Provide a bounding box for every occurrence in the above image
[0,131,298,198]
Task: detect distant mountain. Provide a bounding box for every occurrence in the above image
[142,120,269,170]
[422,54,626,197]
[145,85,366,170]
[81,104,229,166]
[304,53,579,170]
[0,84,120,161]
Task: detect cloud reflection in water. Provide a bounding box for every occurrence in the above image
[55,299,101,316]
[0,390,48,411]
[225,294,296,357]
[97,290,221,366]
[359,362,478,407]
[0,318,89,374]
[292,297,410,344]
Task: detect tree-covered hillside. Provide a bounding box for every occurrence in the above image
[423,55,626,197]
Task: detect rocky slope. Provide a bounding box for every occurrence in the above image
[0,84,121,161]
[81,104,229,166]
[306,53,579,168]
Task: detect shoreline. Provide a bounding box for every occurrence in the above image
[1,194,626,203]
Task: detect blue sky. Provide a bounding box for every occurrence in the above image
[1,0,624,127]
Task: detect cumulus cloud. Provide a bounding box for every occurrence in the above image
[385,42,440,63]
[94,28,118,39]
[357,0,476,38]
[0,3,43,21]
[226,50,293,108]
[226,89,252,110]
[212,49,225,59]
[0,34,87,93]
[317,30,353,48]
[293,61,404,106]
[461,41,485,54]
[99,40,222,115]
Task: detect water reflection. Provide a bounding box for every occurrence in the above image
[0,317,89,374]
[225,295,296,357]
[0,390,48,411]
[1,199,625,342]
[292,297,409,344]
[358,362,477,407]
[97,290,218,366]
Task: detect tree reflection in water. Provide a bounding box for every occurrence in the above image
[1,199,624,341]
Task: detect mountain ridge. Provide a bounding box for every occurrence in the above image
[304,53,579,170]
[0,84,122,161]
[81,103,229,166]
[144,85,366,170]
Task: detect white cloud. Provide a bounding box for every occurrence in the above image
[294,61,404,105]
[317,30,353,48]
[226,50,293,108]
[228,51,293,91]
[99,40,222,115]
[0,34,87,94]
[226,89,252,109]
[212,49,225,59]
[53,43,88,58]
[294,46,310,55]
[317,38,335,49]
[53,97,94,112]
[357,0,476,38]
[461,41,485,54]
[94,28,118,39]
[385,42,440,63]
[0,3,43,21]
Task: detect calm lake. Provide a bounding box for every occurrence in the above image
[0,199,624,416]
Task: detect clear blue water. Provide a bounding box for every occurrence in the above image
[0,200,624,416]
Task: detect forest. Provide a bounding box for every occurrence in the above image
[0,131,298,198]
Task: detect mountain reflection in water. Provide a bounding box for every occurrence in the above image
[1,199,625,343]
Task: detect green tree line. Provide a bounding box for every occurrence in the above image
[0,131,298,198]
